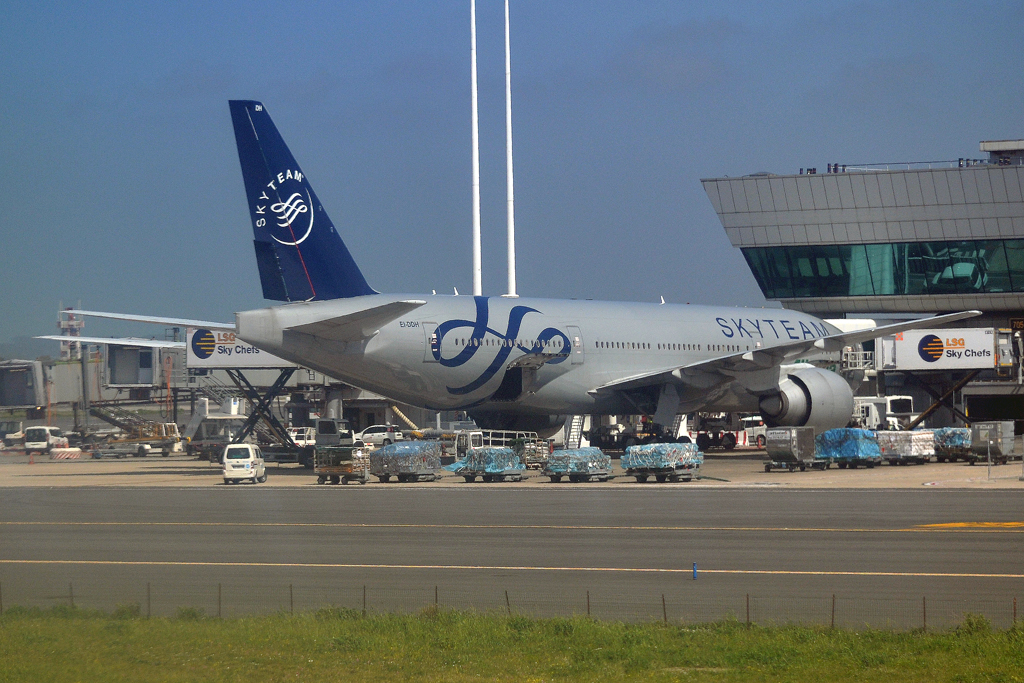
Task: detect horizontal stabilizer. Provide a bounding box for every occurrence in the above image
[68,310,235,331]
[287,300,427,341]
[35,335,185,349]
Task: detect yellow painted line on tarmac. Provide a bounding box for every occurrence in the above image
[1,521,1023,533]
[913,528,1024,532]
[0,558,1022,579]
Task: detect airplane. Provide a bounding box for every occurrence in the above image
[62,100,980,437]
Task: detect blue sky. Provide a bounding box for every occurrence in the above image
[1,1,1021,357]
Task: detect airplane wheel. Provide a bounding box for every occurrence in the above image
[635,475,648,483]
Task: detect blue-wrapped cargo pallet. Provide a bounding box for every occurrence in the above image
[814,429,881,469]
[622,443,703,482]
[445,446,525,482]
[369,441,442,482]
[542,447,612,482]
[933,427,972,462]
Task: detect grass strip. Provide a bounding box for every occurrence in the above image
[0,603,1021,682]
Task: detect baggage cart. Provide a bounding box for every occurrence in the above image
[815,428,881,469]
[934,427,972,462]
[968,421,1018,465]
[369,441,442,482]
[764,427,825,471]
[622,443,703,482]
[542,447,612,482]
[447,447,526,482]
[876,430,934,465]
[313,446,369,484]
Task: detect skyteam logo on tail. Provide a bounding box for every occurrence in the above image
[255,169,313,246]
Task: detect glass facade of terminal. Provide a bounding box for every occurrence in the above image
[742,239,1024,299]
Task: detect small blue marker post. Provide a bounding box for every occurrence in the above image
[693,562,697,580]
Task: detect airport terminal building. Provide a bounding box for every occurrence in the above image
[702,140,1024,326]
[703,140,1024,421]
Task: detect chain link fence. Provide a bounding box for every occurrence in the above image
[0,578,1018,630]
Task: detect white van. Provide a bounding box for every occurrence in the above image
[221,443,267,485]
[24,426,69,454]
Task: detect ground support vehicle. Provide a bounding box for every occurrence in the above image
[815,428,881,469]
[933,427,972,462]
[967,422,1019,465]
[23,426,70,455]
[0,421,24,447]
[262,444,315,467]
[286,426,315,447]
[369,441,441,482]
[314,446,369,484]
[446,429,547,469]
[354,424,405,448]
[222,444,267,484]
[93,422,183,458]
[622,443,703,482]
[542,447,612,482]
[589,421,669,451]
[447,447,525,482]
[876,431,934,466]
[764,427,826,472]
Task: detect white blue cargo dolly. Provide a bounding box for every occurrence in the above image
[622,443,703,483]
[542,447,612,482]
[369,441,442,482]
[445,446,526,482]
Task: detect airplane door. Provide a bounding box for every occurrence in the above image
[423,322,439,362]
[567,325,584,365]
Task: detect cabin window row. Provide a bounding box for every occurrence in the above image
[452,338,563,348]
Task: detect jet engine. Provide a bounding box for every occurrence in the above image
[758,367,854,432]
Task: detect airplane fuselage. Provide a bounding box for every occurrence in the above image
[236,294,842,418]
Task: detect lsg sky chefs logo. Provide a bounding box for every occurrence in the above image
[917,334,945,362]
[191,330,216,359]
[255,168,313,246]
[906,333,985,363]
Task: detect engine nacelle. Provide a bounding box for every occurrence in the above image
[758,367,854,432]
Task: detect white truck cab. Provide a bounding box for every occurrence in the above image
[222,443,267,485]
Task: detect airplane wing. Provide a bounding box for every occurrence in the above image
[68,310,236,331]
[35,335,185,349]
[591,310,982,394]
[286,300,427,341]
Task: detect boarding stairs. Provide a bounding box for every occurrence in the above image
[670,413,685,440]
[565,415,586,449]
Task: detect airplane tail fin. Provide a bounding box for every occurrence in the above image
[229,100,377,302]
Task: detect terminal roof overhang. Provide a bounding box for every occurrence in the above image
[702,162,1024,314]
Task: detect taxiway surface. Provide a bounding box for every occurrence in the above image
[1,485,1021,627]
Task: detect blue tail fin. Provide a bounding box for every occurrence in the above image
[229,100,377,301]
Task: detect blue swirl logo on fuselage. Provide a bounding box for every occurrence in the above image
[433,296,570,395]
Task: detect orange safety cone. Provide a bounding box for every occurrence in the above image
[28,452,34,465]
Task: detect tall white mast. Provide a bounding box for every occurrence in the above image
[503,0,518,297]
[470,0,482,296]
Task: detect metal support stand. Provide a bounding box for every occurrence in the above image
[904,370,979,430]
[226,368,296,445]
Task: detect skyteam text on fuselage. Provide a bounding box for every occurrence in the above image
[224,100,979,436]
